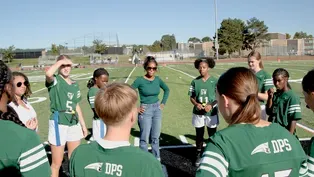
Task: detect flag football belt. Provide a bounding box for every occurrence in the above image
[55,110,78,124]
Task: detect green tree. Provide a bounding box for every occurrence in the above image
[160,34,176,51]
[2,45,15,63]
[51,44,59,55]
[148,40,162,52]
[293,31,313,39]
[188,37,201,43]
[201,36,212,42]
[243,17,269,50]
[93,39,107,54]
[286,33,291,39]
[213,18,245,57]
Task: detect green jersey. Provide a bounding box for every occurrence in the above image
[188,76,218,116]
[268,90,301,132]
[307,137,314,176]
[0,119,51,177]
[46,74,82,126]
[256,70,273,104]
[131,76,170,105]
[70,140,164,177]
[87,87,99,119]
[196,123,308,177]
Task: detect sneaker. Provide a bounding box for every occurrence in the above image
[195,152,202,167]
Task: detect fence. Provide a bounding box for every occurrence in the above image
[38,55,57,66]
[89,54,119,65]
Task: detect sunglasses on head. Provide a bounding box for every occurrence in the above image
[16,81,29,87]
[147,67,157,71]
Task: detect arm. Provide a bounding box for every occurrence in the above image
[266,88,274,115]
[76,104,87,137]
[159,78,170,105]
[45,59,72,84]
[19,133,51,177]
[289,120,297,134]
[258,92,268,102]
[287,95,302,134]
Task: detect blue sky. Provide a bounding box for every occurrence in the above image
[0,0,313,49]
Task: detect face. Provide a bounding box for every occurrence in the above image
[95,75,109,89]
[248,57,260,72]
[13,76,28,97]
[198,62,209,77]
[303,91,314,112]
[146,62,157,77]
[59,64,72,78]
[273,75,287,91]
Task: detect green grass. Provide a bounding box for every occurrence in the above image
[24,59,314,146]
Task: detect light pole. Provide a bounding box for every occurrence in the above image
[214,0,219,60]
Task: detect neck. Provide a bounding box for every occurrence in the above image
[202,74,210,80]
[15,95,22,101]
[103,126,130,142]
[145,74,154,79]
[254,68,261,73]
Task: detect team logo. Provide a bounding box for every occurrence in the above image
[84,162,103,172]
[200,89,207,95]
[251,142,271,155]
[67,92,74,100]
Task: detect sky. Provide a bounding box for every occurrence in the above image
[0,0,313,49]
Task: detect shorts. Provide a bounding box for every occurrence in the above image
[192,114,219,128]
[260,105,267,121]
[48,120,83,146]
[92,119,107,141]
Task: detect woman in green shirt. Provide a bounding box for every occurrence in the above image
[131,56,170,161]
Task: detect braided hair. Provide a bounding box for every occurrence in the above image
[87,68,110,89]
[0,60,25,127]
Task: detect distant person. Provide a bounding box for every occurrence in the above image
[188,57,219,167]
[70,83,164,177]
[196,67,308,177]
[131,56,170,161]
[301,69,314,176]
[0,60,51,176]
[87,68,109,141]
[9,72,38,131]
[248,51,273,120]
[45,55,88,177]
[266,68,301,135]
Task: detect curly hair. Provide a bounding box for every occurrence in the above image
[143,56,158,70]
[87,68,110,89]
[0,61,25,127]
[194,57,215,69]
[12,72,32,100]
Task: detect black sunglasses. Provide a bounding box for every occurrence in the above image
[147,67,157,71]
[16,81,29,87]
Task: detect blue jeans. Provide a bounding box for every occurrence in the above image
[138,102,162,159]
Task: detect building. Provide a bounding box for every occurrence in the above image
[13,49,46,59]
[287,39,304,55]
[304,38,314,55]
[267,33,286,40]
[202,42,214,56]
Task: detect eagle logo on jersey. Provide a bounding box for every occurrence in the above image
[201,89,207,95]
[67,92,74,100]
[251,142,271,155]
[84,162,103,172]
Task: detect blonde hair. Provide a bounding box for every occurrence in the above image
[95,83,138,126]
[248,51,263,69]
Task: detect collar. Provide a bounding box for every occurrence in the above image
[96,139,130,149]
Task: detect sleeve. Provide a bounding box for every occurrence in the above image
[76,85,82,103]
[45,75,58,89]
[88,90,95,109]
[188,80,196,97]
[196,140,229,177]
[131,77,139,89]
[300,160,309,177]
[263,73,274,92]
[159,77,170,105]
[18,133,51,177]
[287,94,302,120]
[305,137,314,177]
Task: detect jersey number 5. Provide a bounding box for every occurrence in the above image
[261,169,291,177]
[66,101,73,112]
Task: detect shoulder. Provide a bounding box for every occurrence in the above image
[0,120,37,141]
[8,102,17,108]
[262,70,272,78]
[71,143,95,160]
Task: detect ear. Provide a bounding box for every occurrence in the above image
[222,94,229,108]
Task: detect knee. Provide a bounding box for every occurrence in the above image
[51,159,63,168]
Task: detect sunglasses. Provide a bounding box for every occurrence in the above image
[16,81,29,87]
[61,64,72,67]
[147,67,157,71]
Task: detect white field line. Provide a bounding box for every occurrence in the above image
[125,67,136,83]
[134,137,140,147]
[179,135,189,144]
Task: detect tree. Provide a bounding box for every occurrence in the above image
[148,40,162,52]
[188,37,201,43]
[2,45,15,63]
[201,36,212,42]
[243,17,269,50]
[286,33,291,39]
[213,18,245,57]
[93,39,107,54]
[293,31,313,39]
[160,34,176,51]
[51,44,59,55]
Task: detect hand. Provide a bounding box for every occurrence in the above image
[25,118,37,130]
[59,58,73,66]
[196,103,204,111]
[204,104,212,113]
[268,88,274,99]
[82,126,88,138]
[160,104,165,110]
[138,106,145,114]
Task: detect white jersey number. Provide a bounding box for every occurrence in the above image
[261,169,292,177]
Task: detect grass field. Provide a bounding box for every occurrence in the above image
[23,59,314,147]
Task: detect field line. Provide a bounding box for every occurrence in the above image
[179,135,189,144]
[166,66,314,134]
[134,137,140,147]
[125,67,137,83]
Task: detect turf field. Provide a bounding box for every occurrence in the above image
[25,59,314,147]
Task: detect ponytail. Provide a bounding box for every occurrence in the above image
[229,94,261,125]
[87,78,95,89]
[0,106,25,127]
[259,61,264,69]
